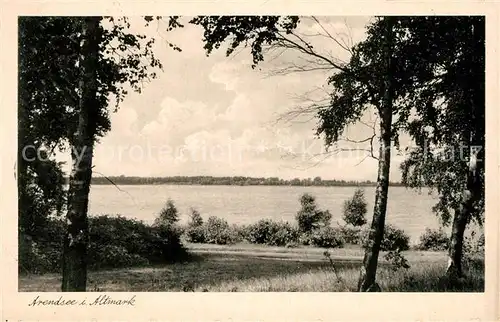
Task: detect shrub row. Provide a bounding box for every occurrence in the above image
[184,213,412,251]
[184,213,349,248]
[19,214,188,275]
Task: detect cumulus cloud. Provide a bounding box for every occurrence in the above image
[139,97,216,145]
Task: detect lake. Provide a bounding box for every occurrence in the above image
[88,185,450,244]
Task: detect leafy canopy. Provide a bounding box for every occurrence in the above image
[18,16,180,234]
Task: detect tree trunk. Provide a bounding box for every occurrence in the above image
[446,201,469,278]
[61,17,100,292]
[446,18,484,279]
[18,80,29,234]
[357,17,394,292]
[446,142,482,278]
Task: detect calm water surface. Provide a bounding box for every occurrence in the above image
[88,185,447,244]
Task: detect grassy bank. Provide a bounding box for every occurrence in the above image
[22,193,481,276]
[19,195,484,292]
[19,243,484,292]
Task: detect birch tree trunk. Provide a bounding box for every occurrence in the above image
[446,194,470,278]
[357,17,394,292]
[61,17,100,292]
[446,140,482,278]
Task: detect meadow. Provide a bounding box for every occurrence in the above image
[19,243,484,292]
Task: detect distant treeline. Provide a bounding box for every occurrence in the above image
[80,176,405,187]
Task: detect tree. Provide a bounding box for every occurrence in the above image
[296,193,332,234]
[18,17,75,273]
[188,208,204,227]
[18,16,175,291]
[335,16,485,280]
[18,17,76,238]
[61,17,101,291]
[396,16,485,278]
[154,199,180,228]
[342,188,368,227]
[316,16,485,286]
[313,176,322,185]
[325,17,396,291]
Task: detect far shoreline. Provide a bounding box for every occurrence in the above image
[70,175,410,188]
[89,182,407,187]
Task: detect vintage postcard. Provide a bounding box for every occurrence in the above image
[1,0,499,321]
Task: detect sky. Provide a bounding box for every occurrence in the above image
[57,16,412,181]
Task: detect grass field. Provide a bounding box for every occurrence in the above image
[18,243,484,292]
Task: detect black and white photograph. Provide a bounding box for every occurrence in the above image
[14,13,489,296]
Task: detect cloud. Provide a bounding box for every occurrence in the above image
[141,120,162,137]
[139,97,216,146]
[209,60,242,91]
[53,16,407,181]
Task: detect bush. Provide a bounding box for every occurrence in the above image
[19,232,63,274]
[270,223,299,247]
[89,244,149,270]
[464,230,485,255]
[381,225,410,251]
[230,224,247,243]
[246,219,299,246]
[184,213,247,245]
[204,216,236,245]
[357,227,371,247]
[296,193,332,234]
[463,230,485,273]
[185,226,206,243]
[476,232,485,253]
[88,215,187,269]
[298,233,313,246]
[18,218,65,274]
[309,226,345,248]
[20,213,189,275]
[384,250,410,271]
[358,224,410,251]
[342,188,368,227]
[340,225,363,244]
[417,228,449,251]
[246,219,277,244]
